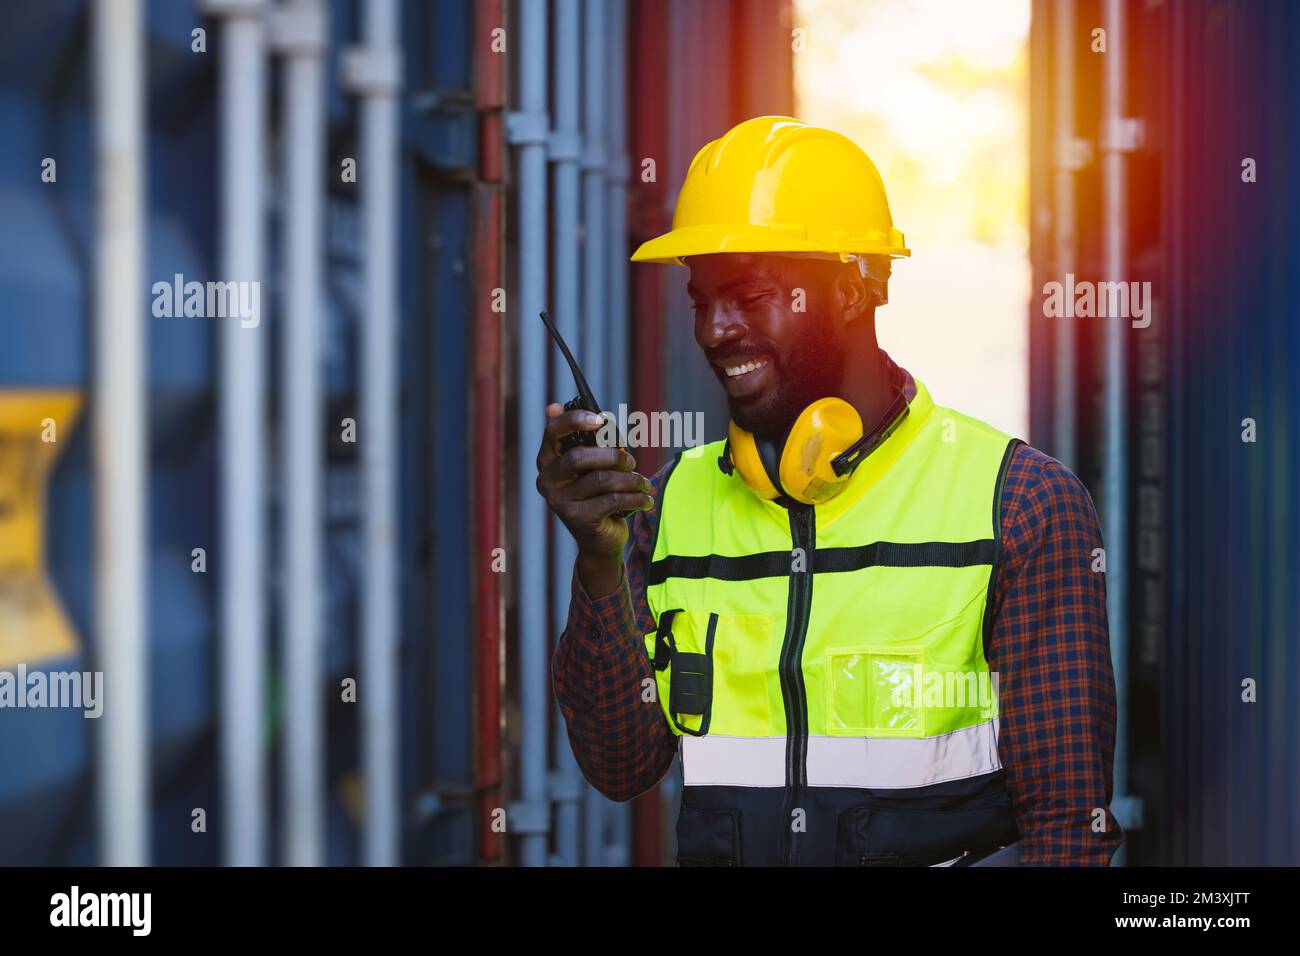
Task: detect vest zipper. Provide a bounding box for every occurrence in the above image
[778,504,815,865]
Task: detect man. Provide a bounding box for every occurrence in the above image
[537,116,1121,866]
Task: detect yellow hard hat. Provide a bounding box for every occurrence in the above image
[630,115,909,265]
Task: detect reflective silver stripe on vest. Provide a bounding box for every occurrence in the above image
[680,719,1001,789]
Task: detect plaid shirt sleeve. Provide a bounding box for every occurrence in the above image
[552,441,1123,865]
[550,460,678,802]
[989,444,1123,866]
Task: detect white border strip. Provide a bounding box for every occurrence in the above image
[681,720,1001,789]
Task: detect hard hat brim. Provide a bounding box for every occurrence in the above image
[630,224,910,265]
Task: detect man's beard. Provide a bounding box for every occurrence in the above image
[728,311,844,440]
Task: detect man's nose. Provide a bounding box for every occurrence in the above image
[696,303,746,350]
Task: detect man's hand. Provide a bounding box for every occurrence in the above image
[535,403,654,597]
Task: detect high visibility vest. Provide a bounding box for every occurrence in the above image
[644,379,1023,866]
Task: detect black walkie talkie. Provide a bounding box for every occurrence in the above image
[540,309,606,453]
[540,310,630,517]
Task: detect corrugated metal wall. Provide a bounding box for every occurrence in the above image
[0,0,792,867]
[1031,0,1300,865]
[396,0,482,865]
[0,0,490,866]
[2,0,222,865]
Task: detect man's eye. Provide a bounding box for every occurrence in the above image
[737,292,770,308]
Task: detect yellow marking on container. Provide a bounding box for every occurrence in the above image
[0,391,82,667]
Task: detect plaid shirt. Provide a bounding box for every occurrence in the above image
[551,358,1122,866]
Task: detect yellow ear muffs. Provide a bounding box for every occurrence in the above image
[726,419,782,500]
[724,399,865,505]
[721,389,911,504]
[776,397,864,505]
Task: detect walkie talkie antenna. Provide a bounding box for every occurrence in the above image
[541,309,630,518]
[539,310,600,412]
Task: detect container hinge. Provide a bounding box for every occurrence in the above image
[547,130,582,163]
[1055,135,1093,170]
[269,2,327,55]
[547,770,584,804]
[505,110,550,146]
[342,47,402,96]
[1100,117,1145,154]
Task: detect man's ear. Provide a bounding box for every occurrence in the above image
[833,268,874,324]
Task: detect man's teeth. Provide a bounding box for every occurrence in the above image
[724,359,768,378]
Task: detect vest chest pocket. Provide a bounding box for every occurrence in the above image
[648,609,774,737]
[823,589,993,738]
[827,645,927,737]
